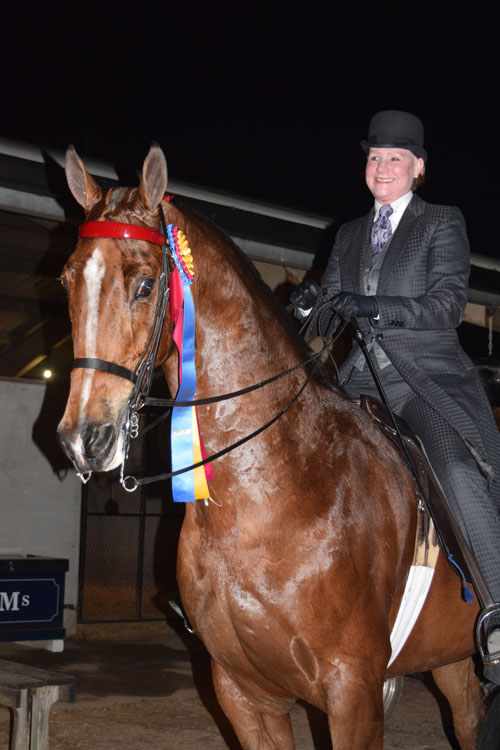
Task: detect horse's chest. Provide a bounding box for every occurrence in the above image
[188,560,275,663]
[180,529,286,645]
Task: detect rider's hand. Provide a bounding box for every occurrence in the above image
[289,279,320,321]
[331,292,379,319]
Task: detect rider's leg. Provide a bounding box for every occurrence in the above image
[400,395,500,684]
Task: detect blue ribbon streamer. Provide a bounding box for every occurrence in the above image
[168,225,197,503]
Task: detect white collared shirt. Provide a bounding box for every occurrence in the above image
[374,191,413,233]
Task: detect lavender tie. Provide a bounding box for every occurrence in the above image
[371,204,393,258]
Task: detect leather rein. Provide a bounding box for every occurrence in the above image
[73,211,324,491]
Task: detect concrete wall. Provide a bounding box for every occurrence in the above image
[0,377,81,634]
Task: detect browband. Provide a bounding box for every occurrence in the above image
[79,221,164,247]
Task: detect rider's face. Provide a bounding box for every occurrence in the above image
[365,148,424,204]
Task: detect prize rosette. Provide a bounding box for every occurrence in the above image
[167,224,212,502]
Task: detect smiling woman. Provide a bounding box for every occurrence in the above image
[308,109,500,687]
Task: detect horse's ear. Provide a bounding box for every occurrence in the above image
[65,145,102,210]
[139,143,168,211]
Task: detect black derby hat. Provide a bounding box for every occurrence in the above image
[361,110,427,162]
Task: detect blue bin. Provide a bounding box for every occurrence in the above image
[0,555,68,642]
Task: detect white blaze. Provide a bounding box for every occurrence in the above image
[79,248,106,422]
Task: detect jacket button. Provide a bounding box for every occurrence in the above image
[376,333,384,340]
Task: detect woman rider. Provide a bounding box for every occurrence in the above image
[292,110,500,684]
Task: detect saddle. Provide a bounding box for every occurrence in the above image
[360,395,474,593]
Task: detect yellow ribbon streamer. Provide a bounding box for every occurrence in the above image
[192,407,210,499]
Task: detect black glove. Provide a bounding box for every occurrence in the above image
[289,279,320,321]
[331,292,379,319]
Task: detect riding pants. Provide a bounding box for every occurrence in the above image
[342,363,500,609]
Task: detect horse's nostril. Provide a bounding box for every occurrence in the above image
[57,427,76,463]
[83,423,117,460]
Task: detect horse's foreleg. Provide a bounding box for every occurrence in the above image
[325,670,385,749]
[211,660,295,749]
[431,657,485,750]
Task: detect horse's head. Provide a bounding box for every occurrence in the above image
[57,144,169,474]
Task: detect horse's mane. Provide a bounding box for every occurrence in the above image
[175,202,310,342]
[164,198,345,398]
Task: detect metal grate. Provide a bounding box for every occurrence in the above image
[78,417,184,623]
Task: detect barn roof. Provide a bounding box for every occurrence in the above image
[0,139,499,381]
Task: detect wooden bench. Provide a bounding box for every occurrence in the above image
[0,658,75,750]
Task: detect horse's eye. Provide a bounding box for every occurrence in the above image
[136,278,155,299]
[58,275,67,291]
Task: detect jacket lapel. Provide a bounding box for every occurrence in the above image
[351,210,374,293]
[377,195,426,293]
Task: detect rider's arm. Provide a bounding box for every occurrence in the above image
[374,206,469,331]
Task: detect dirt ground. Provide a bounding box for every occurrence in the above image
[0,621,473,749]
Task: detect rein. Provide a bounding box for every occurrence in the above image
[122,353,323,491]
[73,211,324,494]
[140,350,325,437]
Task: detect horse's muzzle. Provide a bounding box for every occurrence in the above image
[57,421,122,473]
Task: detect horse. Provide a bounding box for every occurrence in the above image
[57,143,495,749]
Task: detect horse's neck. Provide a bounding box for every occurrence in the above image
[162,205,306,400]
[161,207,313,525]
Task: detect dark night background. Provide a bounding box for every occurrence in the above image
[2,6,499,256]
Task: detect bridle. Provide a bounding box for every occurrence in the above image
[72,209,326,492]
[75,215,171,402]
[73,211,172,483]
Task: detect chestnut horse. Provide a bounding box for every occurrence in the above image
[58,144,492,749]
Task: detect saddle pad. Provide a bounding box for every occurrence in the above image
[388,516,439,666]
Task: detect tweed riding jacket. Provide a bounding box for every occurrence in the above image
[322,193,495,475]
